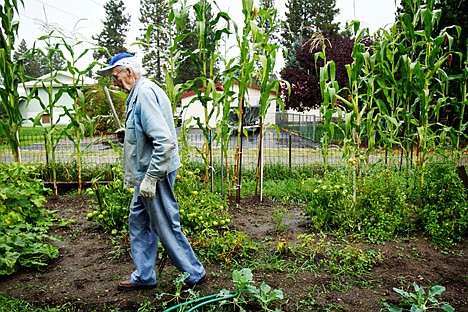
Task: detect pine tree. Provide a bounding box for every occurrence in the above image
[138,0,170,83]
[12,39,51,79]
[50,52,65,73]
[14,39,39,79]
[282,0,340,57]
[93,0,130,63]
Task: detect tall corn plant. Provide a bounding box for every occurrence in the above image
[29,38,66,195]
[455,66,467,158]
[0,0,24,163]
[314,32,337,171]
[214,65,236,196]
[316,32,364,202]
[58,35,99,195]
[231,0,259,202]
[30,29,98,195]
[389,0,460,181]
[320,0,462,189]
[136,0,191,120]
[371,24,407,169]
[253,6,287,200]
[187,0,230,188]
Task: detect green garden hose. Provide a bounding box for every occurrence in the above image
[163,291,239,312]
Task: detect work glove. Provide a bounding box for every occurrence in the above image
[140,174,158,199]
[115,127,125,143]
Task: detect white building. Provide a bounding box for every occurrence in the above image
[18,71,97,126]
[179,82,279,128]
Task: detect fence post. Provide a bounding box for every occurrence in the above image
[44,129,49,165]
[220,131,224,196]
[289,132,292,170]
[313,115,316,142]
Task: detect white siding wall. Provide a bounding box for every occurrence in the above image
[180,85,278,128]
[19,87,74,126]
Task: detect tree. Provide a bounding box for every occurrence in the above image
[13,40,42,79]
[280,35,354,111]
[93,0,130,63]
[282,0,340,59]
[138,0,170,83]
[13,40,65,79]
[50,51,65,73]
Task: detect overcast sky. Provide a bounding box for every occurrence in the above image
[17,0,398,70]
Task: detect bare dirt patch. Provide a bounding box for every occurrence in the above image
[0,194,467,311]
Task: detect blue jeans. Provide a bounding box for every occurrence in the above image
[128,171,205,286]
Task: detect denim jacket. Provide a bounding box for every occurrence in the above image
[123,77,181,188]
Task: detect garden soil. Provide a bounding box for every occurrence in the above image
[0,194,467,311]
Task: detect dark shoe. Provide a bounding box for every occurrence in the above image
[183,273,207,289]
[117,280,156,291]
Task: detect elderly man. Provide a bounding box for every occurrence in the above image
[98,52,206,291]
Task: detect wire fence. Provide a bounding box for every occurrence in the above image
[0,128,345,168]
[1,113,465,173]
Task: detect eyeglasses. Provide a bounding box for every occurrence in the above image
[111,68,126,82]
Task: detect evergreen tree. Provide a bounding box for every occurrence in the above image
[50,52,65,73]
[282,0,340,66]
[138,0,170,83]
[12,39,64,79]
[13,40,42,79]
[93,0,130,63]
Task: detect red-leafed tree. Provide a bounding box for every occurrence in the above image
[280,35,354,112]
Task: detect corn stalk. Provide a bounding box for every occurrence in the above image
[253,5,287,200]
[0,0,24,163]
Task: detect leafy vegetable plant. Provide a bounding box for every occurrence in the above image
[383,282,454,312]
[0,163,59,275]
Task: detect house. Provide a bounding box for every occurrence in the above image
[179,82,279,128]
[18,71,97,126]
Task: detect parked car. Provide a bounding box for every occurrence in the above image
[228,103,260,132]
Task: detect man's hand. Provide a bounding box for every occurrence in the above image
[115,128,125,143]
[140,174,158,199]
